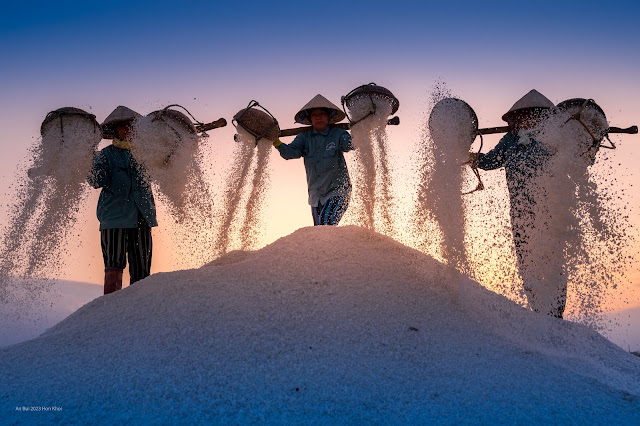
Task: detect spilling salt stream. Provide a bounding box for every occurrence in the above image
[412,82,473,268]
[0,113,101,305]
[214,127,271,255]
[421,97,478,274]
[416,84,634,323]
[0,108,217,304]
[132,111,216,266]
[529,104,633,321]
[344,98,396,235]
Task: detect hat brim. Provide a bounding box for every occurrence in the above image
[294,108,346,125]
[294,94,346,125]
[502,107,551,123]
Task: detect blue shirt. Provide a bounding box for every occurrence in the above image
[276,127,354,206]
[88,144,157,230]
[477,132,552,224]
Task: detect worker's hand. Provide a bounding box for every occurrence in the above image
[273,139,283,147]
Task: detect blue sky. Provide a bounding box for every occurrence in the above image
[3,1,637,82]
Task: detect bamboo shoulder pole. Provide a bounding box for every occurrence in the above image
[608,126,638,134]
[478,126,509,135]
[279,117,400,138]
[477,125,637,135]
[196,118,227,132]
[279,123,349,137]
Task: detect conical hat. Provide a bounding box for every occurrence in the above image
[294,94,346,125]
[102,106,142,126]
[502,89,554,122]
[101,106,142,138]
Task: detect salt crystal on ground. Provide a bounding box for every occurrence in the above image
[1,226,637,423]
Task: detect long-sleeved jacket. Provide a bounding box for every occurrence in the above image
[477,131,552,231]
[87,144,157,230]
[276,127,354,206]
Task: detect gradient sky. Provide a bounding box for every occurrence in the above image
[1,1,639,310]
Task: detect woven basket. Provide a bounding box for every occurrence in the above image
[344,84,399,115]
[233,107,280,141]
[428,98,478,146]
[40,107,99,136]
[149,109,197,134]
[556,98,608,162]
[556,98,607,142]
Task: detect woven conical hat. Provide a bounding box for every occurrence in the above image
[102,106,142,126]
[102,106,142,138]
[502,89,554,122]
[294,94,346,125]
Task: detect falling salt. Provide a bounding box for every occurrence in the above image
[215,128,271,254]
[132,113,216,267]
[411,85,634,322]
[0,115,101,304]
[240,139,271,249]
[133,113,205,217]
[345,97,395,234]
[532,106,634,322]
[428,97,478,273]
[412,83,478,274]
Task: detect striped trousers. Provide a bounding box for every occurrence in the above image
[312,194,350,226]
[100,216,152,284]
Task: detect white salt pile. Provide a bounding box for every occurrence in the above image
[345,98,396,234]
[215,128,271,254]
[0,113,101,302]
[0,226,638,423]
[0,279,100,347]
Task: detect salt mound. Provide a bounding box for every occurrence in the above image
[1,226,638,423]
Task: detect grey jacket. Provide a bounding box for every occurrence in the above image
[276,127,354,206]
[477,132,552,243]
[88,144,157,230]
